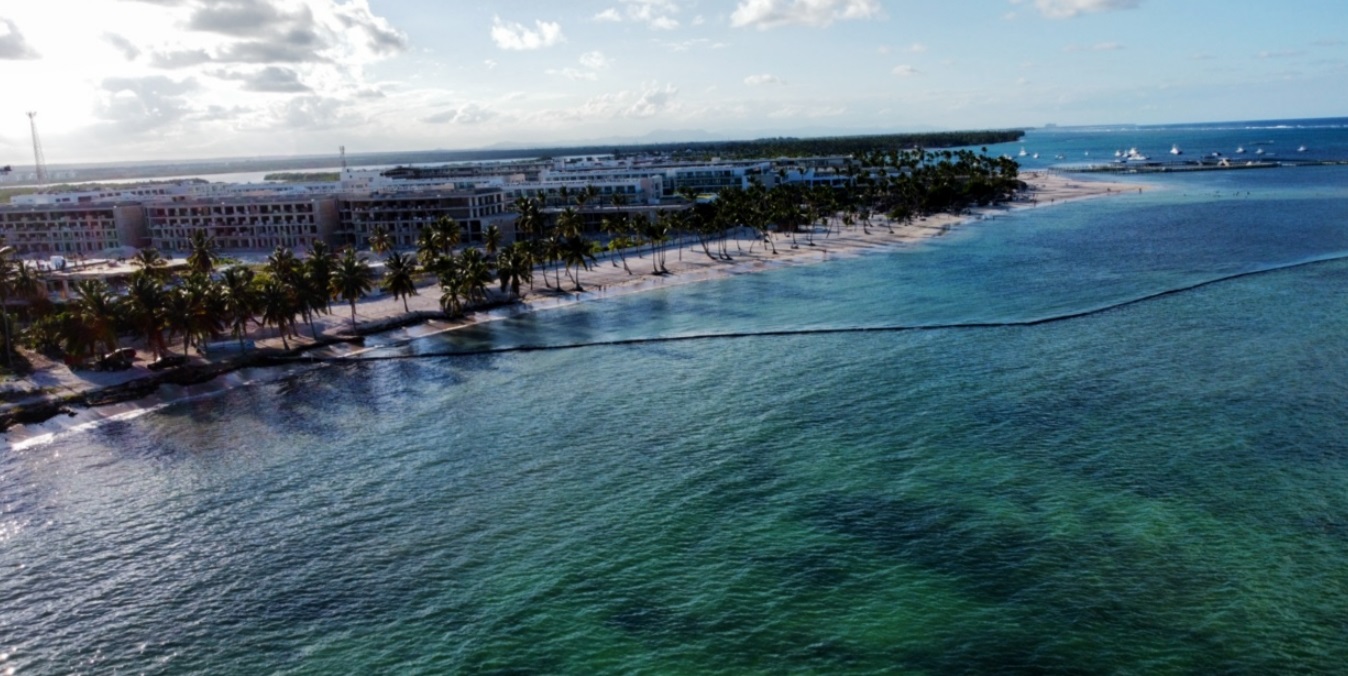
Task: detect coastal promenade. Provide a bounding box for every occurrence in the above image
[0,172,1141,438]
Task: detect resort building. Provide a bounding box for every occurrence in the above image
[0,203,149,256]
[335,188,514,249]
[148,196,341,253]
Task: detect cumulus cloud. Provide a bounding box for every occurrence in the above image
[730,0,883,29]
[892,64,919,77]
[0,18,40,59]
[579,51,610,69]
[213,66,311,92]
[97,76,200,132]
[744,73,783,85]
[139,0,406,66]
[656,38,727,52]
[625,83,678,117]
[768,104,846,119]
[423,103,497,125]
[490,16,565,50]
[571,82,679,120]
[104,33,142,60]
[596,0,682,30]
[1064,41,1124,52]
[1019,0,1142,19]
[549,67,598,81]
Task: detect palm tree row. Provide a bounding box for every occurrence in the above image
[3,236,380,367]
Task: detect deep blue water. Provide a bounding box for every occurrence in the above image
[991,115,1348,169]
[4,129,1348,673]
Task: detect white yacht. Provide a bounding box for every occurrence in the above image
[1124,147,1149,162]
[1298,145,1308,152]
[1170,144,1182,155]
[1018,147,1028,158]
[1236,146,1246,154]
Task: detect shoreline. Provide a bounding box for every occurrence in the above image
[1,172,1145,442]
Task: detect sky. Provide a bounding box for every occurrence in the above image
[0,0,1345,165]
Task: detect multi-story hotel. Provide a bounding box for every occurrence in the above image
[336,189,514,249]
[0,203,148,256]
[147,196,341,253]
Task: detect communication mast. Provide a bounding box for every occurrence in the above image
[340,145,347,170]
[27,111,48,185]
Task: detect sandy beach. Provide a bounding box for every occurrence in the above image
[0,171,1144,434]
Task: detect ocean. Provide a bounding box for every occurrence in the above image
[4,120,1348,673]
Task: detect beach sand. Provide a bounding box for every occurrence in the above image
[1,172,1144,433]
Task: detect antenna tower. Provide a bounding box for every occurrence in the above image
[27,111,48,185]
[340,145,347,170]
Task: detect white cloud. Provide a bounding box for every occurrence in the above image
[593,1,682,29]
[744,73,783,86]
[490,16,565,51]
[423,103,497,125]
[549,67,598,81]
[626,82,678,117]
[579,51,610,69]
[0,18,39,59]
[1257,50,1300,59]
[908,42,927,53]
[730,0,883,29]
[1021,0,1142,19]
[892,64,918,77]
[483,59,498,69]
[1064,41,1124,52]
[768,104,846,119]
[624,0,682,30]
[656,38,726,52]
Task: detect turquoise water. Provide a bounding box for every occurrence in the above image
[4,164,1348,673]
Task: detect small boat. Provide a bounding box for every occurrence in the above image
[1018,147,1028,157]
[1255,148,1264,155]
[1170,144,1182,155]
[1298,145,1308,152]
[1031,153,1039,159]
[1124,147,1148,162]
[1114,149,1123,158]
[1236,146,1245,154]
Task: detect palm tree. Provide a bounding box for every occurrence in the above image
[131,247,169,280]
[220,266,257,352]
[124,271,168,358]
[368,226,393,255]
[512,196,542,242]
[496,242,532,301]
[304,242,337,313]
[333,248,374,330]
[437,255,464,318]
[266,246,300,285]
[258,277,298,350]
[72,279,122,358]
[0,245,17,367]
[457,247,493,306]
[434,216,461,255]
[560,235,596,291]
[186,230,218,275]
[164,280,215,356]
[483,224,502,258]
[416,225,440,268]
[293,268,331,340]
[382,252,418,313]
